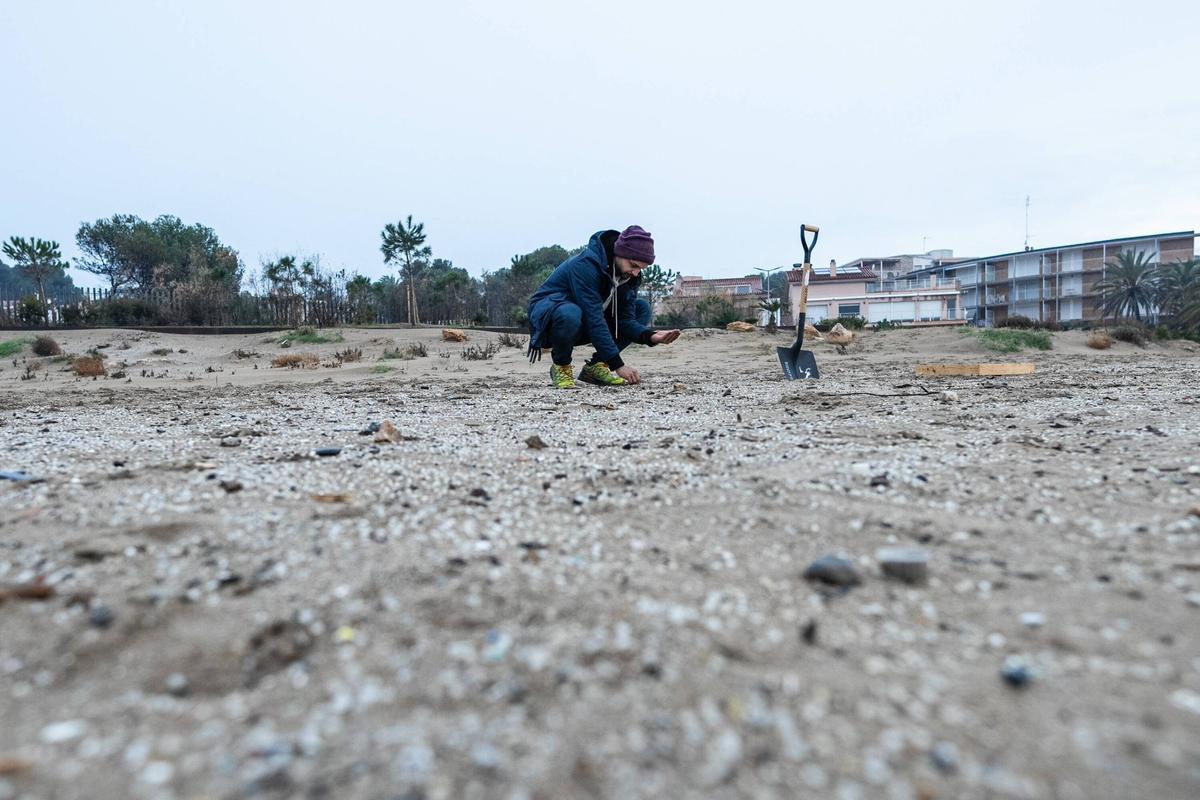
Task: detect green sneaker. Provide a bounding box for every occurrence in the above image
[580,361,627,386]
[549,363,578,389]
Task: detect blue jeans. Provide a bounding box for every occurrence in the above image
[548,299,652,366]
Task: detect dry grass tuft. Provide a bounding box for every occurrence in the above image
[271,353,320,369]
[33,336,61,357]
[1087,331,1113,350]
[73,356,107,377]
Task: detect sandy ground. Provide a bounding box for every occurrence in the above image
[0,324,1198,800]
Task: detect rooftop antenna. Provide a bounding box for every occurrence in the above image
[922,235,928,252]
[1024,195,1031,251]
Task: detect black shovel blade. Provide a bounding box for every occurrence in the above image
[777,345,820,380]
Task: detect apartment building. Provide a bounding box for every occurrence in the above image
[907,231,1196,325]
[785,260,963,325]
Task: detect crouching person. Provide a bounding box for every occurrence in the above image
[526,225,681,388]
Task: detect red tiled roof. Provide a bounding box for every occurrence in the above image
[786,268,877,283]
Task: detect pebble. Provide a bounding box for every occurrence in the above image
[220,437,241,448]
[88,605,115,629]
[803,555,860,587]
[875,547,929,584]
[930,741,959,773]
[40,720,87,743]
[1186,593,1200,609]
[140,761,174,785]
[700,728,743,786]
[314,447,342,457]
[165,673,190,697]
[938,390,959,403]
[1019,612,1046,628]
[525,435,548,450]
[1001,656,1034,688]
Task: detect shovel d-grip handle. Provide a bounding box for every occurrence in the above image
[800,224,819,264]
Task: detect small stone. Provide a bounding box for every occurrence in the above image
[938,390,959,403]
[800,619,818,645]
[359,421,382,435]
[869,473,890,488]
[165,673,190,697]
[525,435,548,450]
[875,547,929,584]
[930,741,959,773]
[1001,656,1033,688]
[140,761,174,785]
[1189,505,1200,518]
[335,626,357,644]
[314,447,341,457]
[219,479,244,493]
[1186,593,1200,608]
[700,728,743,786]
[1019,611,1045,628]
[220,437,241,448]
[373,421,402,444]
[88,605,115,629]
[803,555,860,587]
[483,630,512,662]
[40,720,87,743]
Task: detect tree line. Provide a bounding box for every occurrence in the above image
[0,213,674,328]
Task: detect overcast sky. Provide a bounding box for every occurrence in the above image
[2,0,1197,286]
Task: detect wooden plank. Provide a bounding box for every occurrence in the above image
[916,363,1036,377]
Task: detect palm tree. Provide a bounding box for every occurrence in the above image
[758,298,782,333]
[380,216,431,327]
[1093,249,1159,322]
[1155,258,1199,320]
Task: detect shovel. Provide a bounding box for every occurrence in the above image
[777,224,821,380]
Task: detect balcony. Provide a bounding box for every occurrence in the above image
[985,293,1008,305]
[864,278,960,293]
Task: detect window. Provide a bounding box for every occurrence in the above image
[838,304,860,316]
[735,285,751,294]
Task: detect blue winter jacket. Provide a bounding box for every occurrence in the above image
[526,230,654,368]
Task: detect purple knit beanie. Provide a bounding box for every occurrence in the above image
[614,225,655,264]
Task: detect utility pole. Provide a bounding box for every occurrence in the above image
[1024,195,1031,251]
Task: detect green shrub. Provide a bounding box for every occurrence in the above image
[871,319,901,331]
[59,304,85,325]
[973,329,1053,352]
[17,296,47,325]
[280,326,342,344]
[656,311,687,328]
[996,314,1062,332]
[86,298,165,326]
[1109,325,1149,347]
[696,296,739,328]
[0,338,29,357]
[815,315,867,332]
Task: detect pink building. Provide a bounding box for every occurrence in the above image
[786,261,962,325]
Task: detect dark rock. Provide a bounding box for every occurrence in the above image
[219,480,244,493]
[801,619,818,645]
[876,547,930,584]
[930,742,959,773]
[525,435,548,450]
[803,555,860,587]
[88,605,116,628]
[314,448,341,457]
[1001,656,1033,688]
[869,473,890,488]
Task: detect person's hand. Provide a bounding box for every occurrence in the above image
[650,329,681,345]
[616,365,641,384]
